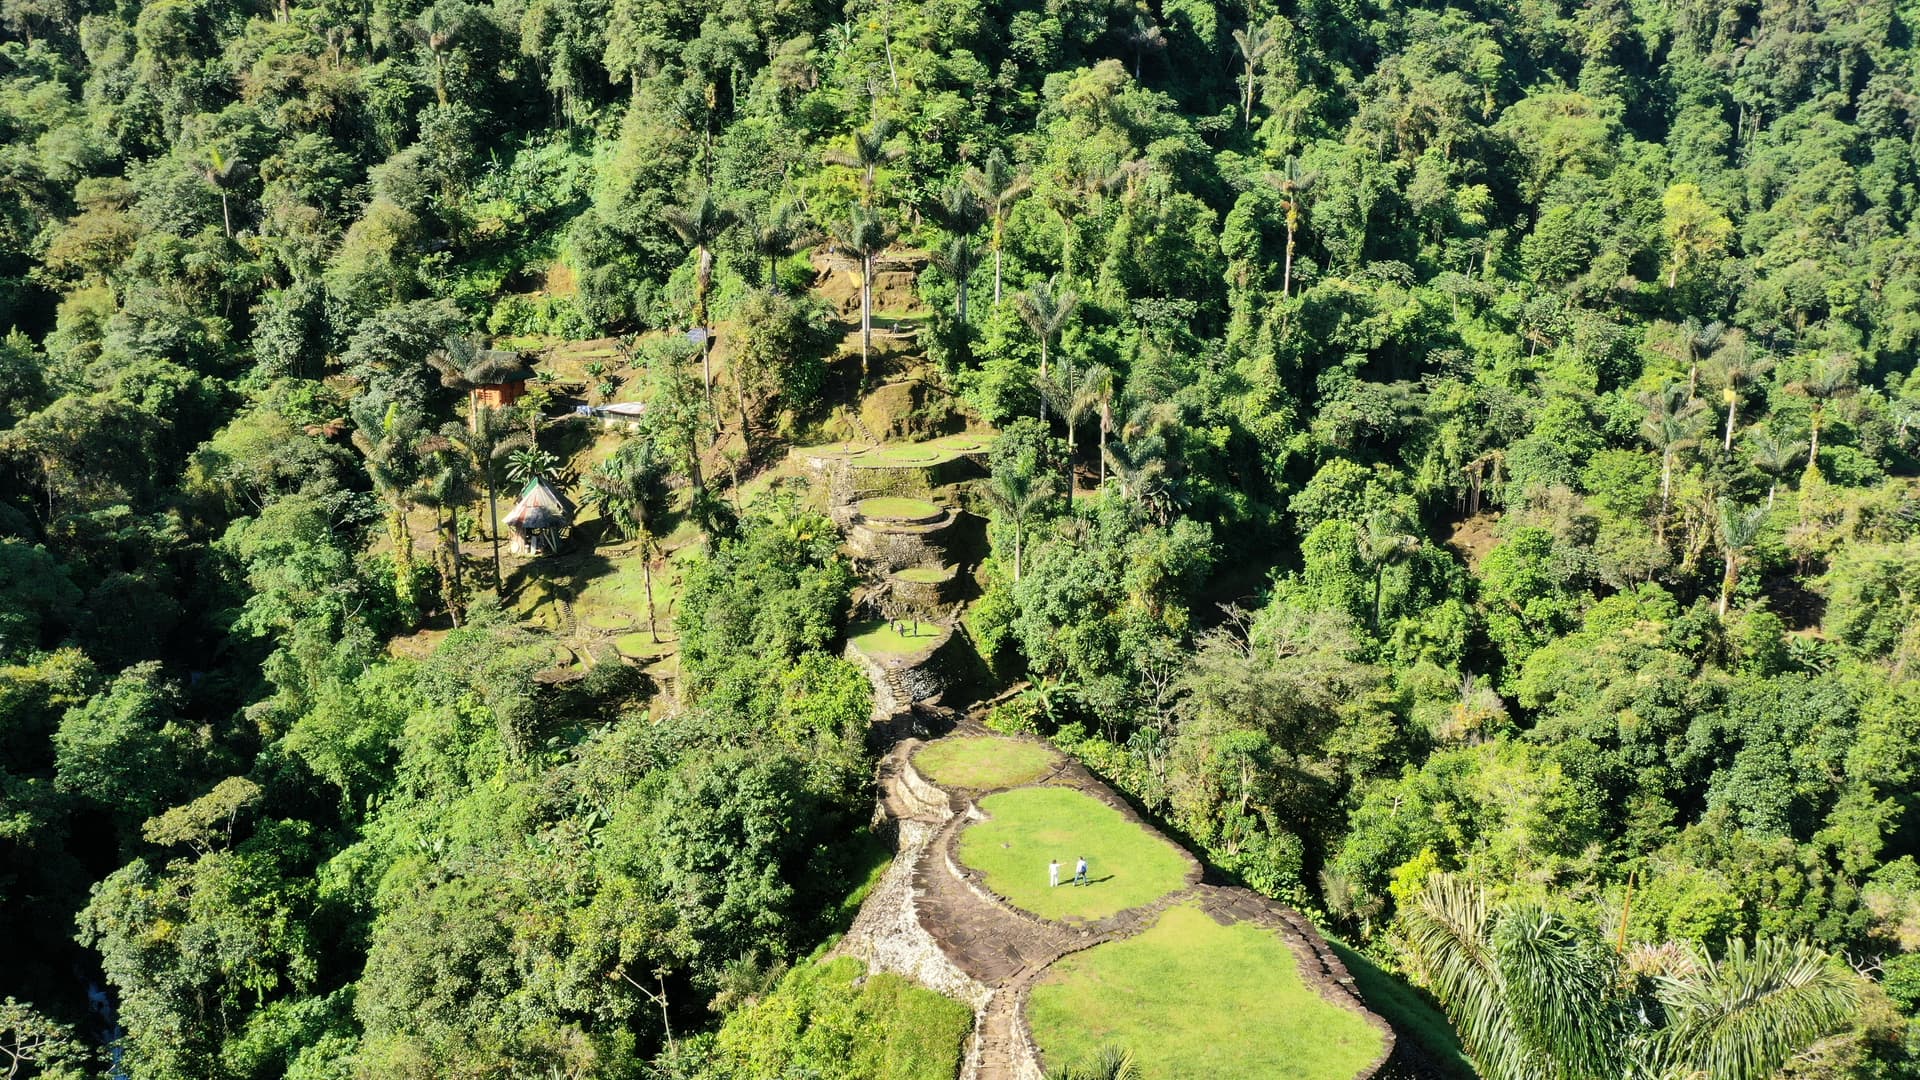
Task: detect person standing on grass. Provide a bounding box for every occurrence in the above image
[1074,856,1088,886]
[1049,859,1060,888]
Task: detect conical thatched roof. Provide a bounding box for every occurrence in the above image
[504,478,573,531]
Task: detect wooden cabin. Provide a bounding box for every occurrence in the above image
[468,352,537,426]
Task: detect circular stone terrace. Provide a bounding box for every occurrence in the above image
[873,730,1394,1080]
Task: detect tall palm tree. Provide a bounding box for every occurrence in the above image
[1403,874,1856,1080]
[582,439,669,641]
[832,202,896,388]
[979,468,1054,582]
[1078,364,1116,488]
[1704,332,1771,450]
[966,150,1032,308]
[1640,384,1710,542]
[824,119,904,205]
[1122,14,1165,79]
[1262,159,1317,298]
[414,435,471,625]
[350,399,427,607]
[1015,275,1081,421]
[1232,19,1280,128]
[1680,317,1727,400]
[409,1,469,105]
[746,200,812,292]
[1746,429,1807,507]
[1357,514,1421,633]
[441,409,530,592]
[926,180,986,326]
[1716,499,1768,617]
[1787,354,1858,469]
[661,192,737,413]
[931,235,983,327]
[198,147,245,238]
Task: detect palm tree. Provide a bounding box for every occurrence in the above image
[1703,332,1771,450]
[824,119,904,205]
[930,235,983,326]
[414,435,472,625]
[1356,514,1421,633]
[1232,19,1280,128]
[979,468,1054,582]
[409,1,469,105]
[441,409,531,592]
[1262,159,1316,298]
[746,200,812,292]
[349,399,427,607]
[1078,364,1117,488]
[1015,275,1080,421]
[1640,384,1710,542]
[831,202,897,388]
[661,192,737,413]
[1787,354,1858,470]
[1746,429,1807,507]
[966,150,1032,308]
[1716,499,1768,617]
[1402,874,1856,1080]
[1122,14,1165,79]
[1651,937,1860,1080]
[1679,317,1727,400]
[582,439,669,641]
[198,147,245,238]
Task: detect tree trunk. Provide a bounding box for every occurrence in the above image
[1098,406,1109,487]
[1283,207,1298,297]
[1038,338,1049,422]
[1013,525,1023,582]
[957,274,969,326]
[642,541,658,643]
[695,249,714,413]
[1808,411,1822,468]
[220,192,232,238]
[1657,453,1673,544]
[993,237,1004,307]
[860,253,873,387]
[1243,67,1254,127]
[445,505,464,626]
[487,478,503,592]
[1719,551,1736,618]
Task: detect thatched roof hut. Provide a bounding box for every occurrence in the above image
[503,477,573,555]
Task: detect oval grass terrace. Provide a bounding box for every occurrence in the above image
[957,786,1193,924]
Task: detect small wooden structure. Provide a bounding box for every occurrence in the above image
[503,477,573,555]
[468,353,537,425]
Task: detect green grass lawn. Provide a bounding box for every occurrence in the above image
[893,566,951,583]
[957,787,1190,921]
[913,736,1059,790]
[857,496,943,521]
[1028,905,1387,1080]
[848,618,943,657]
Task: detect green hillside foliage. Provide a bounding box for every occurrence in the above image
[0,0,1918,1075]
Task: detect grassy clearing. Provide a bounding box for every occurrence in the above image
[857,496,943,521]
[1028,905,1387,1080]
[893,566,950,583]
[912,736,1059,790]
[958,787,1189,921]
[848,618,943,658]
